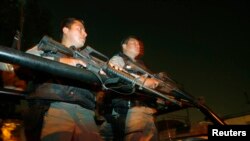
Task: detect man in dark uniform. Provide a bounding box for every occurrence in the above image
[100,35,160,141]
[25,17,103,141]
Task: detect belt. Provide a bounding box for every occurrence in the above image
[112,99,150,109]
[128,100,148,108]
[112,99,153,116]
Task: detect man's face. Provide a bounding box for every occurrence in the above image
[63,20,87,48]
[122,38,141,58]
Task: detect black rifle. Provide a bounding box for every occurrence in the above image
[37,35,109,74]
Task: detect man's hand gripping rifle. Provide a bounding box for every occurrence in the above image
[123,60,202,106]
[37,35,109,74]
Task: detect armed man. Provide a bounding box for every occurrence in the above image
[24,17,104,141]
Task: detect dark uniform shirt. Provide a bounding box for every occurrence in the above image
[26,48,96,110]
[104,52,158,115]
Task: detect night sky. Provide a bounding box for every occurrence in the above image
[1,0,250,121]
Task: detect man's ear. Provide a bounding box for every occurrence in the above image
[122,44,126,50]
[62,27,69,34]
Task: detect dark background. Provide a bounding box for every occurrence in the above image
[1,0,249,121]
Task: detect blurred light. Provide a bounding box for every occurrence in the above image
[1,119,24,141]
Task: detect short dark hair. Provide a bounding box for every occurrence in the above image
[59,17,84,37]
[60,17,84,29]
[121,35,145,58]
